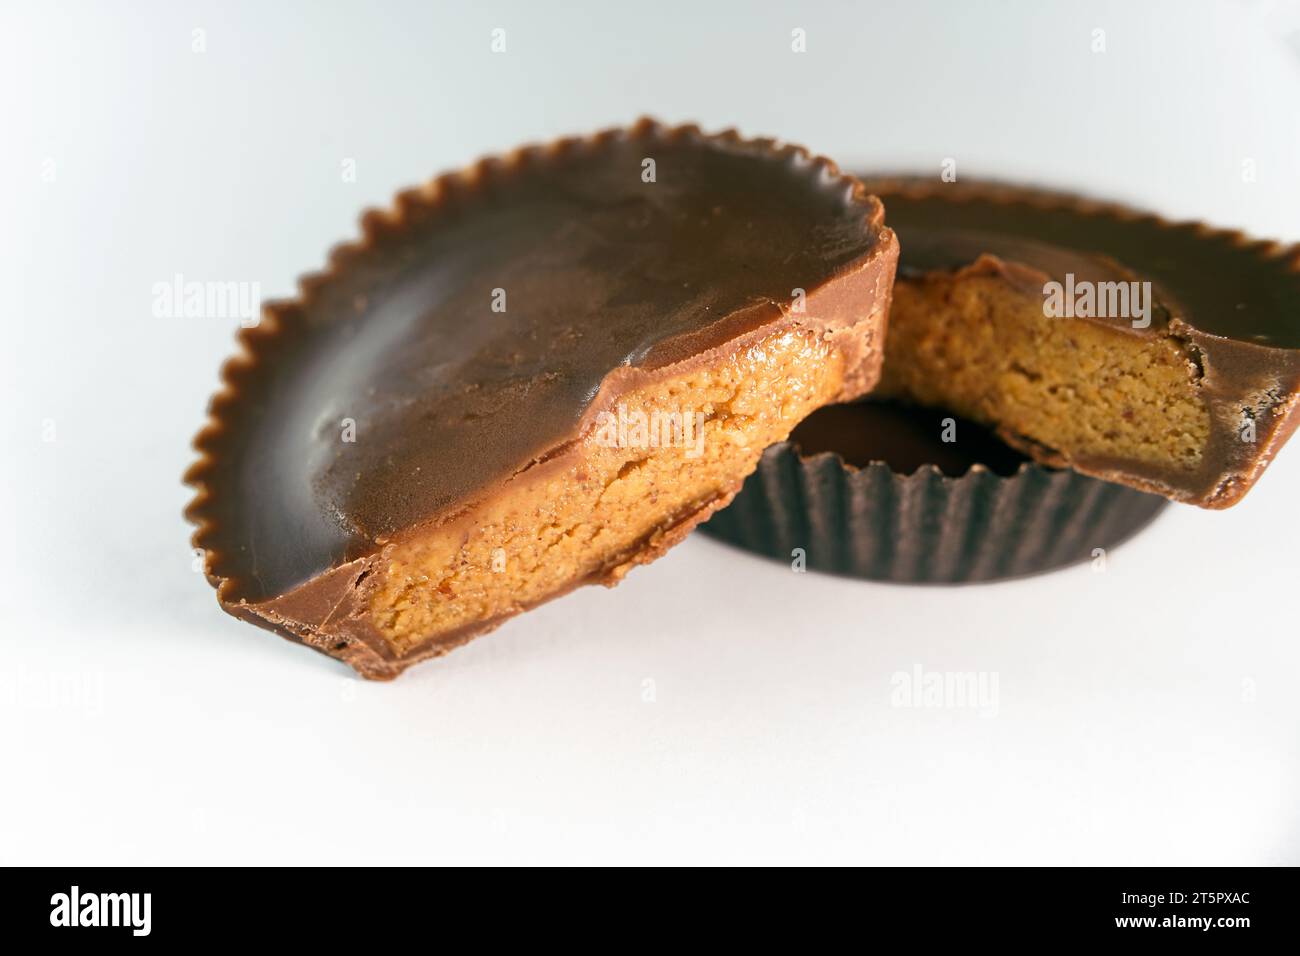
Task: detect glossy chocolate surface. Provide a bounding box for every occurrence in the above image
[860,176,1300,348]
[190,125,894,605]
[857,175,1300,507]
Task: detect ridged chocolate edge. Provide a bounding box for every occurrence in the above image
[700,444,1168,584]
[182,117,892,610]
[856,174,1300,283]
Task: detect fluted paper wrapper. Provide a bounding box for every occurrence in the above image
[701,443,1167,583]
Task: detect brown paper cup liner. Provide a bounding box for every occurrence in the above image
[700,408,1167,584]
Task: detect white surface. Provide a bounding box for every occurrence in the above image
[3,0,1299,865]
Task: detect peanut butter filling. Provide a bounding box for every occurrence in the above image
[368,327,849,653]
[877,273,1211,470]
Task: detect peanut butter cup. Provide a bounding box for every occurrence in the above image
[858,177,1300,508]
[185,121,898,678]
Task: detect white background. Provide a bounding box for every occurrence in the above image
[3,0,1300,865]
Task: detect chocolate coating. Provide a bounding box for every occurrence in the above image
[858,176,1300,506]
[188,123,895,616]
[867,178,1300,347]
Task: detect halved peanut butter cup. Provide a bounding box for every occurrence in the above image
[860,176,1300,508]
[185,120,898,678]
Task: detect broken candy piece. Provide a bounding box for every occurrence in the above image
[861,176,1300,508]
[184,121,898,678]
